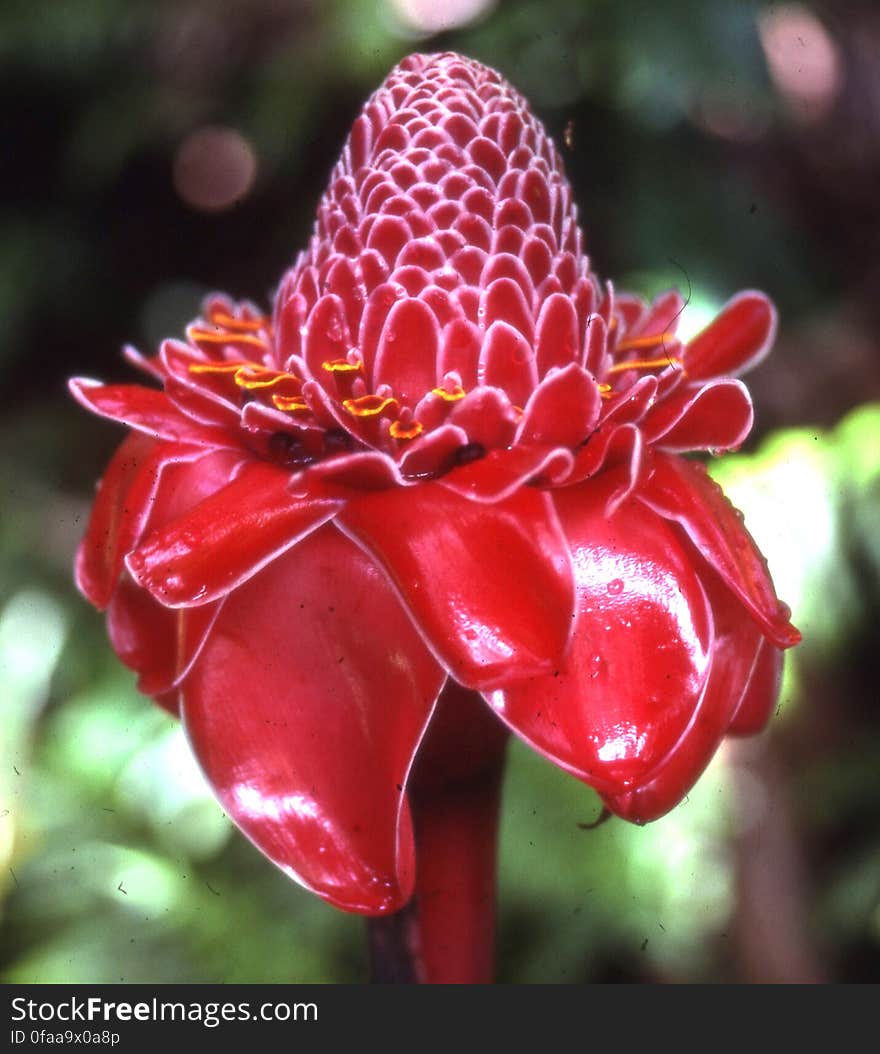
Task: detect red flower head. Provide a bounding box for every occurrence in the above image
[72,53,800,919]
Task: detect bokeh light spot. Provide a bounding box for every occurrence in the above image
[173,125,257,212]
[758,4,842,123]
[387,0,496,37]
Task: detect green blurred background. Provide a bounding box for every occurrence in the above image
[2,0,879,984]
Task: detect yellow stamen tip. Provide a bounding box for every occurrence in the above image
[272,394,309,413]
[234,366,297,390]
[322,358,362,373]
[188,361,247,376]
[389,419,424,440]
[188,327,268,350]
[342,394,398,418]
[430,384,466,402]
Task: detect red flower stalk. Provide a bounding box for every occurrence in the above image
[71,52,800,983]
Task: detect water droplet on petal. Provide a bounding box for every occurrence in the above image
[589,653,604,679]
[607,578,624,596]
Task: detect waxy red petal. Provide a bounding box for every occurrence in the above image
[516,363,601,448]
[357,283,400,381]
[583,313,609,376]
[567,422,650,513]
[122,343,164,381]
[127,462,342,607]
[273,282,307,366]
[644,378,754,453]
[373,297,441,405]
[337,482,574,690]
[488,481,713,796]
[480,277,534,342]
[398,423,470,479]
[182,527,445,914]
[69,379,232,447]
[447,386,518,449]
[640,289,686,336]
[683,291,777,381]
[86,446,248,701]
[108,574,223,704]
[303,294,352,390]
[614,293,647,335]
[600,568,764,822]
[478,320,538,408]
[728,636,783,735]
[638,453,801,648]
[439,445,573,503]
[158,340,243,430]
[290,451,403,493]
[76,433,169,609]
[534,293,579,377]
[77,438,237,610]
[599,375,659,428]
[437,318,481,389]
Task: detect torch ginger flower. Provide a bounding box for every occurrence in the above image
[71,52,800,981]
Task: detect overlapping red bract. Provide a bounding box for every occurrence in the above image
[72,53,799,915]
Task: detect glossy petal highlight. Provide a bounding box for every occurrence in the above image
[338,482,574,690]
[488,478,713,797]
[639,453,801,648]
[127,462,342,607]
[182,527,445,914]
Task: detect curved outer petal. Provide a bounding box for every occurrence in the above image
[76,433,173,608]
[398,423,470,479]
[438,445,573,503]
[290,450,404,494]
[567,423,651,514]
[728,636,783,735]
[337,481,575,690]
[644,378,754,453]
[683,291,777,381]
[69,379,233,447]
[487,479,714,797]
[181,526,446,915]
[600,564,766,823]
[107,574,223,707]
[77,431,246,610]
[159,341,244,430]
[638,452,801,648]
[97,447,248,699]
[126,462,343,607]
[597,376,658,429]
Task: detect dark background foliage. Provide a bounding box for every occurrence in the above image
[1,0,879,983]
